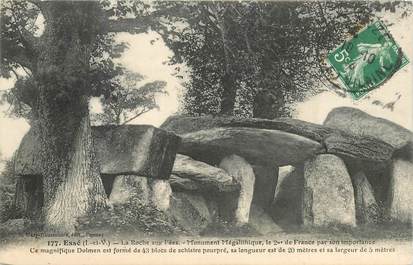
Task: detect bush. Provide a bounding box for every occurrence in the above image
[0,158,21,223]
[77,199,185,236]
[0,184,23,222]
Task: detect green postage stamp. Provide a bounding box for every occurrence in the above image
[328,20,409,99]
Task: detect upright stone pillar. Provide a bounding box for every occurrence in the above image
[219,154,255,225]
[387,159,413,224]
[150,179,172,212]
[303,154,356,227]
[352,171,380,224]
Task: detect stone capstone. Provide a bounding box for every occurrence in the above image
[324,107,413,150]
[93,125,181,179]
[14,125,181,179]
[161,115,394,165]
[179,127,323,166]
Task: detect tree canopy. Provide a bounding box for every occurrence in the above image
[92,70,167,125]
[0,0,158,231]
[150,1,410,118]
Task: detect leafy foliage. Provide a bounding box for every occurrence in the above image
[0,158,22,222]
[151,1,411,118]
[92,70,167,125]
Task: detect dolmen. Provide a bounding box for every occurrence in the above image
[13,107,412,236]
[14,125,181,218]
[161,107,411,228]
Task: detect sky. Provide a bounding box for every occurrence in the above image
[0,8,412,166]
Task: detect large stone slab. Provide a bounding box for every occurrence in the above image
[170,154,239,192]
[387,159,413,223]
[324,107,413,149]
[108,175,150,205]
[93,125,181,179]
[180,127,324,166]
[352,171,380,224]
[15,125,181,179]
[324,133,393,162]
[162,115,393,164]
[161,115,335,141]
[303,154,356,227]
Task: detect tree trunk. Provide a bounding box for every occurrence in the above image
[34,2,108,232]
[220,72,237,115]
[38,109,107,232]
[217,13,237,116]
[253,89,277,119]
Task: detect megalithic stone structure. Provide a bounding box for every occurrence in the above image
[13,125,181,216]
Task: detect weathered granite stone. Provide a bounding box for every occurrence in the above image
[324,107,413,149]
[219,154,255,225]
[352,171,380,224]
[170,154,239,192]
[387,159,413,223]
[93,125,181,178]
[303,154,356,227]
[161,115,336,141]
[169,192,212,235]
[324,133,393,162]
[161,115,393,164]
[14,125,181,179]
[108,175,150,205]
[150,179,172,211]
[169,174,200,192]
[180,127,323,166]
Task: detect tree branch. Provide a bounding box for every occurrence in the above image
[5,52,34,70]
[106,17,153,34]
[121,108,149,125]
[10,1,40,53]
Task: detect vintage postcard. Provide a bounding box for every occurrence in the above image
[0,1,412,265]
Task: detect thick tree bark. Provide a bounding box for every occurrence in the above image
[34,2,108,232]
[39,113,107,232]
